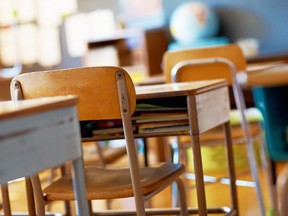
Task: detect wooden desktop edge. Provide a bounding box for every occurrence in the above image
[0,96,78,121]
[139,61,288,89]
[135,79,227,100]
[83,80,228,142]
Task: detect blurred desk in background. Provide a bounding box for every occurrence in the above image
[245,63,288,88]
[244,62,288,215]
[247,52,288,64]
[86,27,169,77]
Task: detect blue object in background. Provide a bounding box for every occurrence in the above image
[168,1,229,51]
[168,36,229,50]
[169,1,219,42]
[252,86,288,161]
[162,0,288,55]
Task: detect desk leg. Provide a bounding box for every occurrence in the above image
[71,158,89,216]
[1,184,11,216]
[25,177,36,215]
[190,132,207,215]
[147,137,169,163]
[223,122,238,215]
[187,95,207,215]
[142,138,149,166]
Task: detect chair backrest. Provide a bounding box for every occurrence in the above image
[10,66,136,121]
[163,44,246,85]
[162,44,249,118]
[10,66,145,213]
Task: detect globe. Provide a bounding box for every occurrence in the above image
[169,2,220,43]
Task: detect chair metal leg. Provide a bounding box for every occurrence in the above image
[171,137,180,164]
[71,158,90,216]
[171,136,180,209]
[190,133,207,215]
[233,80,266,216]
[25,177,36,216]
[88,201,94,216]
[175,179,188,216]
[223,122,238,215]
[94,141,106,167]
[142,138,149,167]
[277,163,288,216]
[171,182,179,209]
[31,175,45,216]
[64,201,72,216]
[1,184,11,216]
[259,137,280,216]
[243,133,266,215]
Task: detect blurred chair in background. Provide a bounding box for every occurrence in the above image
[163,44,272,216]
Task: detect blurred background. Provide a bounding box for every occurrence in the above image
[1,0,288,94]
[1,1,288,214]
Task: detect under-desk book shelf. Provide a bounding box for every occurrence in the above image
[81,100,190,141]
[133,103,189,134]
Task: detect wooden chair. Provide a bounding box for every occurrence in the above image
[10,66,188,216]
[47,141,127,211]
[163,44,270,216]
[0,96,89,216]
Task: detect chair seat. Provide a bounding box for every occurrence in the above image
[229,107,263,126]
[43,163,185,201]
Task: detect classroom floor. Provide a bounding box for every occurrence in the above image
[0,141,284,216]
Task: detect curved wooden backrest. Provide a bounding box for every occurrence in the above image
[163,44,246,85]
[10,66,136,121]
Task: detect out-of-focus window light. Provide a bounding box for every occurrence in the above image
[0,0,14,26]
[59,0,78,17]
[118,0,164,29]
[37,26,61,67]
[0,27,18,66]
[19,24,37,65]
[37,0,62,26]
[0,0,78,68]
[36,0,76,26]
[84,46,119,67]
[65,9,116,58]
[14,0,36,23]
[64,13,88,57]
[87,9,116,41]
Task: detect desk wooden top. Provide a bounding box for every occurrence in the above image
[244,63,288,87]
[139,62,288,88]
[0,95,78,121]
[135,79,227,100]
[87,28,143,48]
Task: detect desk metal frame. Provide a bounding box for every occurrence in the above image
[0,97,89,216]
[84,80,238,216]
